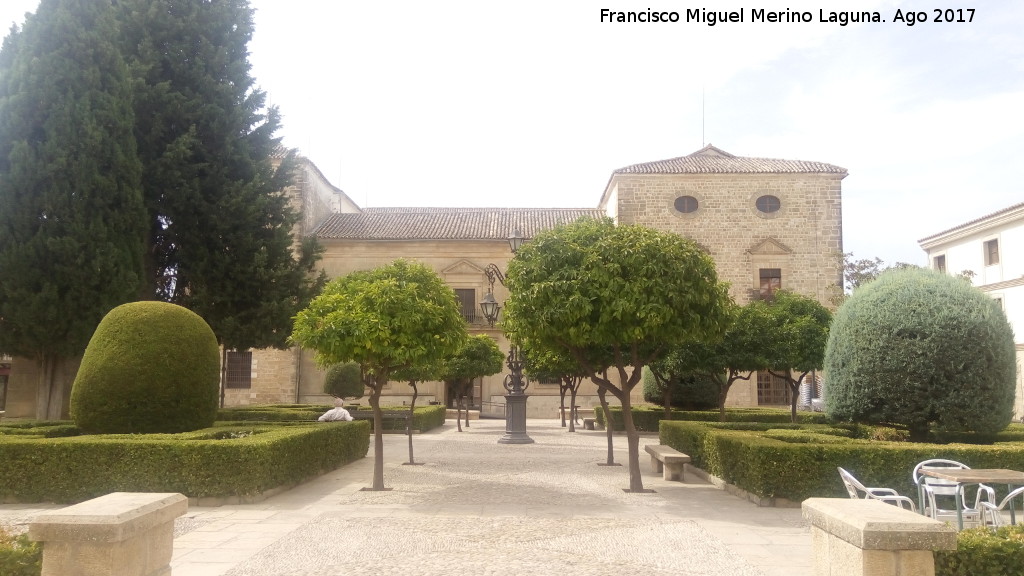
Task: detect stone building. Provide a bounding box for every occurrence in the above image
[919,202,1024,418]
[1,145,846,419]
[600,145,845,406]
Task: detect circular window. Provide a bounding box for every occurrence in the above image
[755,195,781,213]
[674,195,699,214]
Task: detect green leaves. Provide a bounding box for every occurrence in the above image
[292,259,468,382]
[0,0,145,360]
[503,217,731,378]
[825,267,1016,437]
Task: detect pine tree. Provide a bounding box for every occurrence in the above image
[0,0,146,419]
[116,0,324,351]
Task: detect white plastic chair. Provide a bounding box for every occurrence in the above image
[838,467,917,512]
[980,486,1024,527]
[912,459,993,528]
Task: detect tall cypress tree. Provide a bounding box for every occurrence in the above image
[0,0,146,419]
[117,0,324,352]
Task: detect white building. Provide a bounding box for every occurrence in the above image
[919,202,1024,419]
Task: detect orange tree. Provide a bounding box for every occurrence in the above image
[292,259,467,490]
[441,334,504,432]
[503,218,730,492]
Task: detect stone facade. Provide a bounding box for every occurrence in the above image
[600,145,845,406]
[1,145,846,419]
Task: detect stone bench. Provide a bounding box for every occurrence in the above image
[583,418,597,430]
[803,498,956,576]
[644,444,691,481]
[29,491,187,576]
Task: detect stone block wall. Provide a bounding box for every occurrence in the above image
[608,172,844,306]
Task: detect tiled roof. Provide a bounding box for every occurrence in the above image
[918,201,1024,242]
[613,144,847,175]
[314,208,606,240]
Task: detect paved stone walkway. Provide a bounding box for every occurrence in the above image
[2,418,812,576]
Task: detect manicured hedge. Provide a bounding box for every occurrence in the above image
[218,404,330,421]
[592,406,830,431]
[660,420,1024,503]
[0,421,370,503]
[935,524,1024,576]
[218,404,447,432]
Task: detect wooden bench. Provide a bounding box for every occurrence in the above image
[644,444,691,481]
[582,418,597,430]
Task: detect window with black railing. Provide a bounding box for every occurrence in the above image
[454,288,477,323]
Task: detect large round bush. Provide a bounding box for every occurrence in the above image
[323,362,365,400]
[642,369,718,410]
[70,301,220,433]
[824,267,1016,440]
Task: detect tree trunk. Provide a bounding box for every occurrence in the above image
[790,382,799,423]
[219,347,227,409]
[456,392,463,432]
[716,373,730,423]
[406,381,418,465]
[663,385,672,420]
[568,383,578,433]
[598,387,617,466]
[559,384,567,427]
[619,388,646,492]
[463,384,470,428]
[35,354,61,420]
[369,381,387,490]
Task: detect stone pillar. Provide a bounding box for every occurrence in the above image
[29,492,187,576]
[803,498,957,576]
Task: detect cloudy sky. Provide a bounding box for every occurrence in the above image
[2,1,1022,267]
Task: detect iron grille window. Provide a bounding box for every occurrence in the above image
[934,255,946,273]
[226,350,252,389]
[757,370,790,406]
[454,288,476,323]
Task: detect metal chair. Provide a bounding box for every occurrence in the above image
[912,459,993,528]
[980,486,1024,527]
[838,467,917,512]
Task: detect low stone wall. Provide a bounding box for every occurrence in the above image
[29,492,187,576]
[802,498,956,576]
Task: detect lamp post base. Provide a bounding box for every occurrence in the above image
[498,393,533,444]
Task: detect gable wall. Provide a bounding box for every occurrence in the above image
[610,172,844,307]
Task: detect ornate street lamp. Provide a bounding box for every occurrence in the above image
[480,229,533,444]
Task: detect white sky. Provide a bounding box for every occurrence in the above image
[2,1,1022,266]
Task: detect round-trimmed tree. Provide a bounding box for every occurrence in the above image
[824,267,1016,441]
[323,362,365,401]
[70,301,220,433]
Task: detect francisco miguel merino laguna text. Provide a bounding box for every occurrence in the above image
[599,8,977,26]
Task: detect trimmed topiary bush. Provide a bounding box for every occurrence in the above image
[70,301,220,433]
[825,267,1016,441]
[642,369,718,410]
[323,362,365,400]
